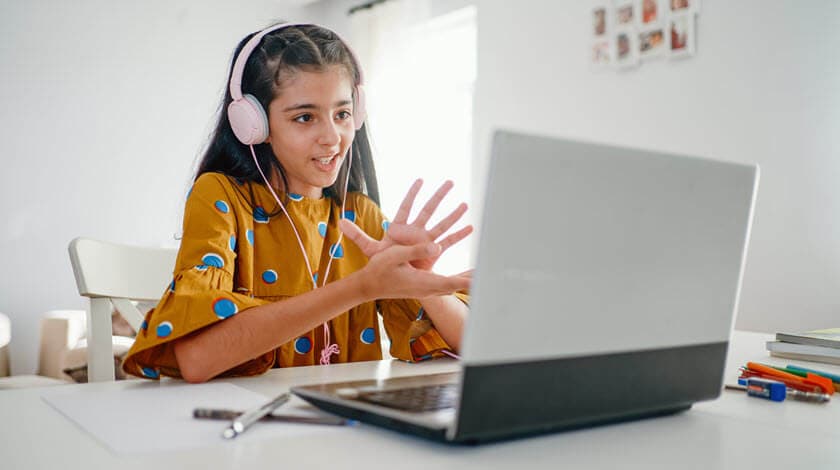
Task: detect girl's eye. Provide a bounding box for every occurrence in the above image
[337,110,352,120]
[294,114,313,123]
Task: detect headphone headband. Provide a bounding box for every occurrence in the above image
[227,22,367,144]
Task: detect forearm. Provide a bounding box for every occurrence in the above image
[418,294,468,352]
[175,271,369,383]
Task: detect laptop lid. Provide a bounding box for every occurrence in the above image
[452,130,758,442]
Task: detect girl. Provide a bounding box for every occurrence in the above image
[122,23,472,383]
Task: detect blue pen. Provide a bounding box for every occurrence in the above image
[786,365,840,383]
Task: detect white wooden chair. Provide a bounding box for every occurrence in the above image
[68,237,177,382]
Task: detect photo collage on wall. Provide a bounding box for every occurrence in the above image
[591,0,699,70]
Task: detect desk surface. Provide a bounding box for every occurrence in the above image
[2,331,838,470]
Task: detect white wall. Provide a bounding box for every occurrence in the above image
[474,0,840,333]
[0,0,307,374]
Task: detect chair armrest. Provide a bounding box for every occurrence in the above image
[38,310,87,379]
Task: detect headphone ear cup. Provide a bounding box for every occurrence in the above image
[353,85,366,131]
[228,94,269,145]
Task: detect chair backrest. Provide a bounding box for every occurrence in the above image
[68,237,178,381]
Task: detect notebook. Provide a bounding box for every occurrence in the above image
[292,130,760,444]
[775,328,840,349]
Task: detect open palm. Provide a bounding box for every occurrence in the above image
[339,179,473,272]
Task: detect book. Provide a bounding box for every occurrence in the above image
[775,328,840,349]
[766,340,840,366]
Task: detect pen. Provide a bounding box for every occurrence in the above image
[727,380,830,403]
[194,408,349,426]
[785,365,840,384]
[222,392,290,439]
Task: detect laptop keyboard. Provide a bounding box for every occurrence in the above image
[355,383,459,412]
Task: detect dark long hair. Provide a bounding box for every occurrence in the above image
[196,24,380,209]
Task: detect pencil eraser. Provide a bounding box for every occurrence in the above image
[746,378,786,402]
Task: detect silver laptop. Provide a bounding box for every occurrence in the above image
[292,130,759,444]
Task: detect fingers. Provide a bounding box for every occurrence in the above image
[421,271,471,294]
[436,225,473,253]
[393,179,423,224]
[428,202,468,240]
[413,180,454,227]
[368,242,471,298]
[338,219,377,256]
[454,269,474,280]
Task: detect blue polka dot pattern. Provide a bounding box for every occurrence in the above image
[313,272,319,284]
[229,234,236,251]
[195,264,208,272]
[382,220,390,232]
[212,298,238,319]
[416,308,425,320]
[169,280,176,293]
[214,200,229,214]
[141,367,159,379]
[262,269,278,284]
[317,221,327,238]
[156,321,173,338]
[361,327,376,345]
[202,253,224,268]
[289,193,304,202]
[140,320,148,331]
[253,206,269,224]
[343,210,356,223]
[246,229,254,245]
[329,243,344,259]
[294,337,312,354]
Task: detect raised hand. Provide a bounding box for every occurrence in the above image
[339,179,473,272]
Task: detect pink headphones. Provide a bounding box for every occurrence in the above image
[227,23,367,145]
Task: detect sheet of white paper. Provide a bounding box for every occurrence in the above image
[41,382,350,454]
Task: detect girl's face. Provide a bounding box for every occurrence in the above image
[265,65,356,199]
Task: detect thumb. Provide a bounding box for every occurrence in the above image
[339,218,374,253]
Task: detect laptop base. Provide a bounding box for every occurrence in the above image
[298,392,691,444]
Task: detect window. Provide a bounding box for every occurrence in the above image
[356,5,477,275]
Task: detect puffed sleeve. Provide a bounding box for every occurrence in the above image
[122,173,273,380]
[350,193,470,362]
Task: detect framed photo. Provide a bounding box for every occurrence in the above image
[615,0,635,27]
[591,40,612,68]
[614,28,639,69]
[637,0,663,27]
[669,0,700,14]
[639,27,668,59]
[593,5,608,37]
[669,13,695,58]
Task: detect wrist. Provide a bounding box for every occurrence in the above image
[349,269,376,303]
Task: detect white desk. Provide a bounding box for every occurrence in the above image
[1,331,838,469]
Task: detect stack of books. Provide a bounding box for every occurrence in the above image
[766,328,840,365]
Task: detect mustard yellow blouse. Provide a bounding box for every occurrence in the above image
[122,172,461,380]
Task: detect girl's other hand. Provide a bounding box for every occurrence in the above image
[340,179,473,271]
[357,241,470,299]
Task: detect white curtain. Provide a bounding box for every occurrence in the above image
[350,0,477,275]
